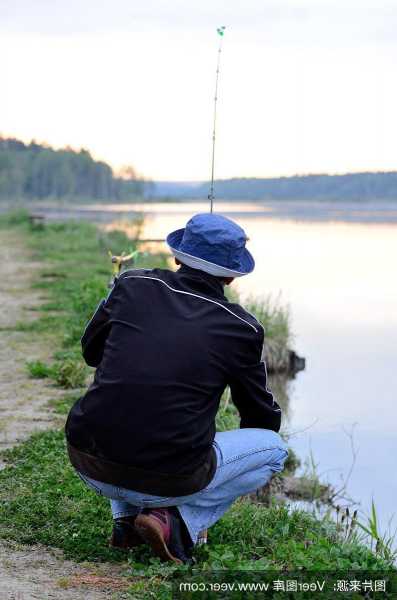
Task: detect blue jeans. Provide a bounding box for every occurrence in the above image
[78,428,288,545]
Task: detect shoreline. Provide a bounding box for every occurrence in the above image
[0,210,394,598]
[3,198,397,226]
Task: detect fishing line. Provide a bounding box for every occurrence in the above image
[208,26,226,213]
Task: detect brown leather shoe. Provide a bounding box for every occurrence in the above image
[109,516,144,549]
[135,509,192,564]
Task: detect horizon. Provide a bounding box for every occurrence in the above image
[2,132,397,183]
[2,0,397,180]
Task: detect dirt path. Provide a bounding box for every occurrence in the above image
[0,230,128,600]
[0,230,64,460]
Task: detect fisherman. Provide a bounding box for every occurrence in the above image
[65,213,287,564]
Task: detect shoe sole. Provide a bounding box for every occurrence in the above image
[134,514,182,564]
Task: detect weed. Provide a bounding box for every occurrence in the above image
[52,359,88,389]
[245,293,290,344]
[0,207,31,226]
[227,288,291,372]
[356,500,397,564]
[283,446,301,475]
[301,450,328,503]
[15,315,61,333]
[26,360,53,379]
[26,358,87,389]
[48,393,80,415]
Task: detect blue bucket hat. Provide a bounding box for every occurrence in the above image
[166,213,255,278]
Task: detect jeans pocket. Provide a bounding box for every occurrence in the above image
[212,440,224,467]
[77,472,103,496]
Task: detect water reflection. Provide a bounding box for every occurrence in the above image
[268,373,292,422]
[110,207,397,533]
[33,201,397,533]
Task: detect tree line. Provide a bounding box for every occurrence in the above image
[153,172,397,201]
[0,137,149,201]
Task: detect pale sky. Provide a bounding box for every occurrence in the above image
[2,0,397,180]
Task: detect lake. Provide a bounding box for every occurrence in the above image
[31,200,397,535]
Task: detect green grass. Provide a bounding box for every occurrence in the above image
[26,358,87,388]
[0,209,395,598]
[356,500,397,565]
[226,288,291,373]
[0,430,392,571]
[48,392,81,415]
[53,358,88,388]
[0,209,169,389]
[0,430,393,599]
[26,359,54,379]
[0,207,32,225]
[244,293,290,345]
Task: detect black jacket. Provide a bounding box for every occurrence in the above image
[65,264,282,496]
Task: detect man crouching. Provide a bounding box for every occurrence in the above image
[65,213,287,564]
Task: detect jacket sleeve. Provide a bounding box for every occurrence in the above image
[81,280,118,367]
[229,330,282,432]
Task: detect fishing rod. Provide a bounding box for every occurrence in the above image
[208,26,226,214]
[107,28,226,282]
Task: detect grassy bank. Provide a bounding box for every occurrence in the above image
[0,210,395,598]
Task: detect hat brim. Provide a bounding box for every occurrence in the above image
[166,228,255,278]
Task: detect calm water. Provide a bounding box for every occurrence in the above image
[134,203,397,533]
[35,201,397,533]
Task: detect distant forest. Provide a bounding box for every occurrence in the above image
[2,135,397,203]
[0,137,148,201]
[153,172,397,201]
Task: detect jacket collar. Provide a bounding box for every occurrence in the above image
[177,264,227,300]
